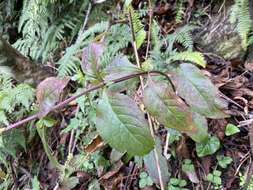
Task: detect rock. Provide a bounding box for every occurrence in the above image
[195,8,245,61]
[0,36,52,85]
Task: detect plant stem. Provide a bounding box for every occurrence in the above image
[2,71,174,133]
[128,7,165,190]
[145,0,153,59]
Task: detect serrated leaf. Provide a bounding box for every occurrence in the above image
[143,78,197,133]
[36,77,69,117]
[196,136,220,157]
[144,138,170,187]
[171,63,228,119]
[104,56,140,92]
[225,124,240,136]
[96,91,154,156]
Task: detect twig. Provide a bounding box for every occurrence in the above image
[145,0,153,59]
[80,2,92,34]
[244,123,253,189]
[128,8,165,190]
[2,71,174,133]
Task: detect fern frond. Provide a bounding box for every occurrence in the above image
[167,51,206,67]
[101,24,132,67]
[175,0,186,24]
[0,83,34,125]
[167,25,196,51]
[57,21,109,77]
[230,0,252,49]
[128,6,146,49]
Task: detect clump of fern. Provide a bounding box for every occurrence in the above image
[230,0,253,50]
[57,21,109,77]
[150,24,206,69]
[175,0,186,24]
[0,75,35,126]
[14,0,88,62]
[0,74,35,165]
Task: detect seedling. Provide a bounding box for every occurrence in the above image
[182,159,194,172]
[206,170,222,189]
[168,178,189,190]
[225,124,240,136]
[217,155,233,169]
[139,172,153,188]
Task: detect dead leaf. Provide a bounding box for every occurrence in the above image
[84,135,105,154]
[100,161,124,180]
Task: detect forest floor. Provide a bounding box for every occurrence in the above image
[2,0,253,190]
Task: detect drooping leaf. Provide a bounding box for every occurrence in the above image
[196,136,220,157]
[190,113,209,143]
[36,77,69,117]
[36,123,63,170]
[171,63,228,119]
[143,77,197,133]
[96,91,154,156]
[225,123,240,136]
[104,56,140,92]
[81,42,105,78]
[144,138,170,187]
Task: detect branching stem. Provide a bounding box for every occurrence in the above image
[2,71,174,133]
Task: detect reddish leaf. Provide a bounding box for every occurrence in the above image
[143,77,197,133]
[171,63,228,118]
[36,77,69,117]
[81,42,105,76]
[143,77,208,142]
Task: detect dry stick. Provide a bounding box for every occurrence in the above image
[244,124,253,189]
[145,0,153,58]
[128,8,165,190]
[2,71,173,134]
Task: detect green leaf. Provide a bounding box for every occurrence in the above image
[213,170,221,177]
[143,78,197,133]
[171,63,228,119]
[143,78,208,142]
[190,113,209,143]
[96,91,154,156]
[140,172,148,178]
[32,176,40,190]
[136,30,146,49]
[124,0,133,7]
[217,155,233,169]
[196,136,220,157]
[168,51,206,68]
[36,125,63,169]
[104,56,140,92]
[139,179,147,188]
[225,124,240,136]
[36,117,56,128]
[206,173,214,182]
[144,138,170,187]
